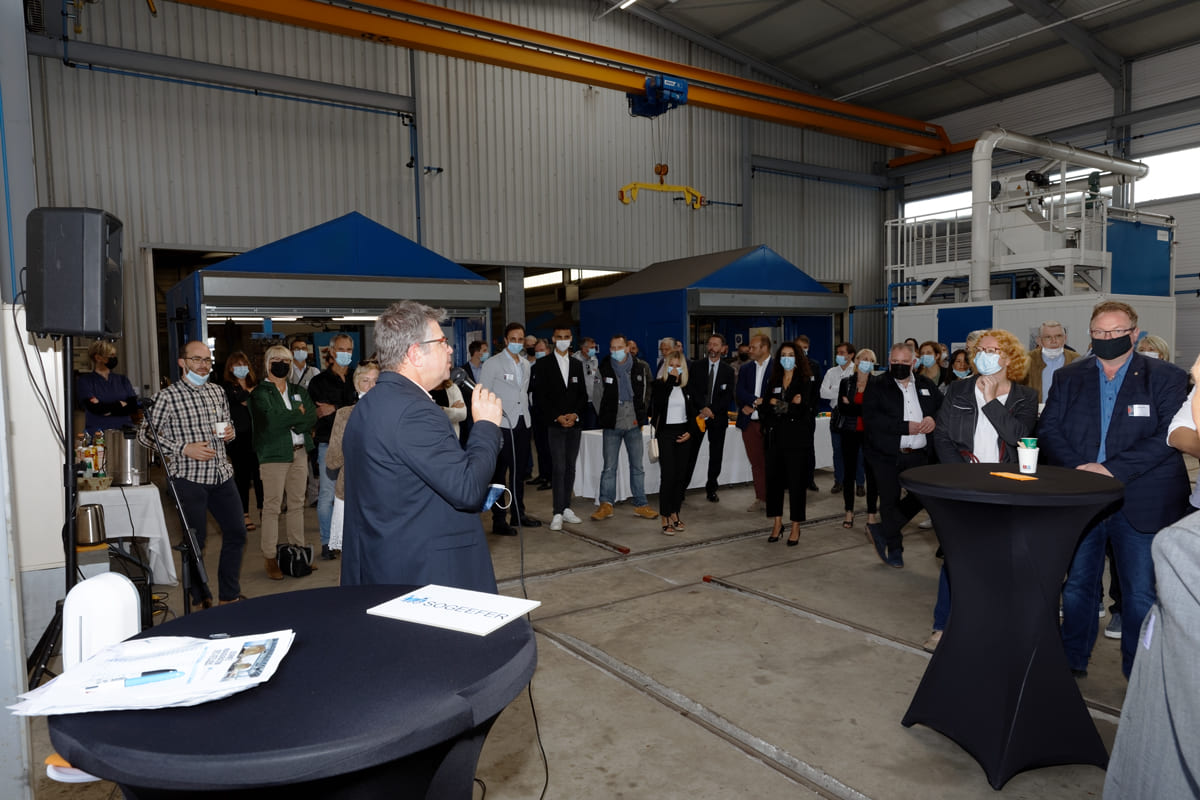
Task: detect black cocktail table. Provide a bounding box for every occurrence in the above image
[899,463,1123,789]
[49,585,537,799]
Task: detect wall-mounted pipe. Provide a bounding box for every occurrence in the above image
[969,127,1149,302]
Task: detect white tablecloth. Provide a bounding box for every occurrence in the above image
[573,417,832,502]
[78,485,178,586]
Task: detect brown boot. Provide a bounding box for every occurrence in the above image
[590,502,614,521]
[265,557,284,580]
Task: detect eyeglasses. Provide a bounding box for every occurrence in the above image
[1089,327,1135,339]
[977,347,1002,355]
[421,337,449,347]
[184,356,213,366]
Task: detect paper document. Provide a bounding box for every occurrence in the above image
[367,585,539,636]
[10,629,295,716]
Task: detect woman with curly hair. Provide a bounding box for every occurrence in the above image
[924,329,1038,651]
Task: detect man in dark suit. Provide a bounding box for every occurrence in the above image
[862,342,943,568]
[341,300,504,593]
[686,333,736,502]
[736,334,773,512]
[1039,300,1190,678]
[532,326,589,531]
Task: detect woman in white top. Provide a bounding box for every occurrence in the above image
[431,378,467,441]
[649,352,702,534]
[927,330,1037,651]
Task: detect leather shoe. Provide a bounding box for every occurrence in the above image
[514,515,542,528]
[525,476,545,485]
[536,480,552,491]
[265,558,284,581]
[807,482,819,491]
[830,482,843,494]
[886,546,904,568]
[706,491,719,503]
[866,524,889,565]
[591,502,614,521]
[492,521,518,536]
[856,485,866,497]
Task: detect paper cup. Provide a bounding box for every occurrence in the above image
[1019,437,1038,449]
[1017,447,1039,474]
[213,421,229,437]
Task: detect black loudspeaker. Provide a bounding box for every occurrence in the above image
[25,207,124,338]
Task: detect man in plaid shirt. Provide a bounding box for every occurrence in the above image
[139,341,246,607]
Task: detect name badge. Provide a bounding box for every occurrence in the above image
[503,373,514,382]
[292,394,301,401]
[604,377,614,384]
[919,388,930,396]
[571,376,578,384]
[773,387,782,394]
[1128,404,1150,417]
[719,383,727,390]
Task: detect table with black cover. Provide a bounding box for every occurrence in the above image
[899,463,1123,789]
[49,585,538,799]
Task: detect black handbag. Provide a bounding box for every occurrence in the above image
[277,544,313,577]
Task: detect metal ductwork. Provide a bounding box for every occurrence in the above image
[969,127,1149,301]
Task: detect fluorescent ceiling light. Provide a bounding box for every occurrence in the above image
[333,316,379,322]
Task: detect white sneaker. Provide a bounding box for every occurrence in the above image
[549,514,563,531]
[562,508,582,524]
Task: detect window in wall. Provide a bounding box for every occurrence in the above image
[1133,147,1200,203]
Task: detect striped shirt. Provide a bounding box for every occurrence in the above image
[138,378,235,485]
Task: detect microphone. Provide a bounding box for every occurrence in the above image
[450,366,476,391]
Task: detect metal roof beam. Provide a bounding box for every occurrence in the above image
[751,155,895,190]
[1005,0,1124,88]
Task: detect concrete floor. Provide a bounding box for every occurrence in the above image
[32,455,1184,799]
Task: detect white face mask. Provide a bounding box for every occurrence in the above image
[555,339,571,353]
[292,349,307,363]
[1140,350,1160,359]
[1041,346,1064,360]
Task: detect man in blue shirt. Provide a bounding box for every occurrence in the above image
[1039,301,1190,678]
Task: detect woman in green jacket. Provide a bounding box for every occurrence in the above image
[251,344,318,580]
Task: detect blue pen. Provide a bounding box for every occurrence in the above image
[124,669,184,687]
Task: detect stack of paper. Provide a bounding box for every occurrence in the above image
[367,585,539,636]
[10,630,295,716]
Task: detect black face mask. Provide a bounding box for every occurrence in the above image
[1091,335,1133,361]
[270,361,291,379]
[889,363,913,381]
[105,357,118,370]
[738,353,749,362]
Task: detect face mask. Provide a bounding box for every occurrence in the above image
[779,356,796,371]
[105,357,118,370]
[357,390,365,399]
[953,368,972,379]
[611,349,627,363]
[586,347,597,358]
[479,352,489,362]
[1140,350,1160,359]
[801,348,809,356]
[331,351,352,368]
[919,354,936,368]
[507,342,524,356]
[889,363,912,381]
[1041,346,1064,360]
[292,349,307,363]
[974,351,1003,376]
[857,361,874,374]
[184,369,209,387]
[534,351,547,359]
[835,355,847,367]
[270,361,291,379]
[1091,335,1133,361]
[232,365,249,379]
[555,339,571,353]
[738,353,749,362]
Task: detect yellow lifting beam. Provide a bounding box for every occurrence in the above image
[618,182,703,210]
[174,0,958,156]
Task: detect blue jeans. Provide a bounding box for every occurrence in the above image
[831,429,866,485]
[933,564,951,631]
[599,426,647,507]
[1061,509,1156,677]
[317,442,335,547]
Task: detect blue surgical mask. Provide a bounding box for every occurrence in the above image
[919,354,936,368]
[479,352,489,362]
[184,369,209,387]
[835,355,848,367]
[953,368,972,379]
[586,347,597,358]
[857,361,874,374]
[335,351,354,367]
[507,342,523,356]
[232,365,249,379]
[611,349,627,363]
[779,356,796,371]
[974,351,1003,376]
[292,349,307,363]
[535,351,547,359]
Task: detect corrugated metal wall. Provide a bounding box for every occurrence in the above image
[1129,43,1200,156]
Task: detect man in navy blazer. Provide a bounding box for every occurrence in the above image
[1039,300,1190,678]
[341,301,504,593]
[735,334,773,511]
[531,326,589,531]
[686,333,737,502]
